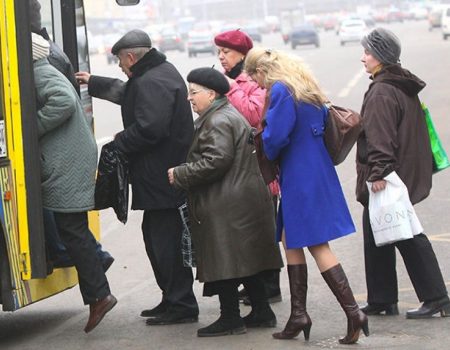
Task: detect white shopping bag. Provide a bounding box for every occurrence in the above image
[368,172,423,247]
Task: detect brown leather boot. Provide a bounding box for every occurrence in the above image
[321,264,369,344]
[272,264,312,340]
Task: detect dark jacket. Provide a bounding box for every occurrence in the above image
[173,98,283,283]
[356,64,433,206]
[88,49,194,210]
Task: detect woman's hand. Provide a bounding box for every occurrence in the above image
[167,168,175,185]
[371,180,387,193]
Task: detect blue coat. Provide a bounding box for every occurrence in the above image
[263,82,355,248]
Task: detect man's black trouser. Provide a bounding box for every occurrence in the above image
[54,211,110,305]
[142,209,198,314]
[363,206,447,304]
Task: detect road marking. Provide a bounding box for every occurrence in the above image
[429,233,450,242]
[337,68,365,98]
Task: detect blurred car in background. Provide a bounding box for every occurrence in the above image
[290,24,319,49]
[187,31,216,57]
[158,27,185,53]
[339,18,367,46]
[429,5,445,31]
[242,25,262,43]
[323,16,338,31]
[103,33,121,64]
[442,5,450,40]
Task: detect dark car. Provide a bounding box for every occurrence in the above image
[158,28,185,53]
[187,31,215,57]
[290,25,319,49]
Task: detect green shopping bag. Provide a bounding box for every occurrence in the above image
[422,103,450,173]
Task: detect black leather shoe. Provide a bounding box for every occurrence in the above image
[197,316,246,337]
[102,255,115,272]
[406,296,450,319]
[140,301,168,318]
[360,303,399,315]
[145,309,198,325]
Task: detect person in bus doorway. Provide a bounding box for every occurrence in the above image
[75,29,199,325]
[244,48,368,344]
[168,67,283,336]
[214,29,283,307]
[357,28,450,318]
[29,0,114,272]
[31,33,116,333]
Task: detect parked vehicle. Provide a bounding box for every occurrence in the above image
[280,8,305,44]
[339,18,367,46]
[187,31,215,57]
[442,6,450,40]
[158,27,185,53]
[290,24,319,49]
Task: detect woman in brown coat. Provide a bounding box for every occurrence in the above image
[168,67,283,337]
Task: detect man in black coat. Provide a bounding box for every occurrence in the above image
[76,29,198,325]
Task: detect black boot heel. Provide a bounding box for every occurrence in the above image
[303,323,312,341]
[440,303,450,317]
[362,319,370,337]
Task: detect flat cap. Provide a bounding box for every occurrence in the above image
[214,29,253,55]
[187,67,230,95]
[111,29,152,55]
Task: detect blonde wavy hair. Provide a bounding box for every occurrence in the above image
[244,47,327,107]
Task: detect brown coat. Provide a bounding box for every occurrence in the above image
[356,65,433,206]
[173,98,283,283]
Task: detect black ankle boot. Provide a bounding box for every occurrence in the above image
[406,296,450,319]
[197,316,246,337]
[360,303,399,316]
[243,306,276,328]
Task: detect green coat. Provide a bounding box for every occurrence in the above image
[174,98,283,283]
[34,58,97,212]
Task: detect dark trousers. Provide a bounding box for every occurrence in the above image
[53,212,110,305]
[363,207,447,304]
[205,274,268,309]
[142,209,198,313]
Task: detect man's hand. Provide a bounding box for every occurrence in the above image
[167,168,175,185]
[371,179,387,193]
[75,71,91,85]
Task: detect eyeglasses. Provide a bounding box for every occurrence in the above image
[188,89,207,96]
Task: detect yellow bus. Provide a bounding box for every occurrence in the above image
[0,0,138,312]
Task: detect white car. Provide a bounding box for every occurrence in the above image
[442,6,450,40]
[339,19,367,46]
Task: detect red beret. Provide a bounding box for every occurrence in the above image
[214,30,253,55]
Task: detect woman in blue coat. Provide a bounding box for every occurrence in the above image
[244,48,368,344]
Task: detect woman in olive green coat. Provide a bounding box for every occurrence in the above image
[168,67,283,337]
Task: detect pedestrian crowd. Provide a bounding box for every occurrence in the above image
[29,0,449,341]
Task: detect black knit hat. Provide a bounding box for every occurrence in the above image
[187,67,230,95]
[361,27,401,65]
[29,0,42,33]
[111,29,152,55]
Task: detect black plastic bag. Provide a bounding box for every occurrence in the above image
[95,141,129,223]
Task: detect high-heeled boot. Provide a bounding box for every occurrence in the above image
[321,264,369,344]
[272,264,312,340]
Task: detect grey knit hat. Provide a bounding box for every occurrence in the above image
[31,32,49,61]
[361,27,401,65]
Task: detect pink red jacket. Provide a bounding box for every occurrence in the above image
[226,71,279,195]
[226,72,265,128]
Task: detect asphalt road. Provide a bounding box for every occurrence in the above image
[1,19,449,350]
